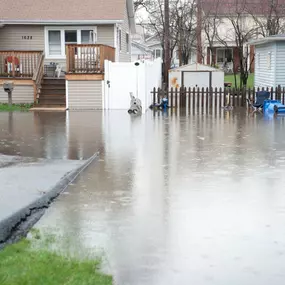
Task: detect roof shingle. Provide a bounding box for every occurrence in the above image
[0,0,126,22]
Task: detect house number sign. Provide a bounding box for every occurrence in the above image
[22,36,33,40]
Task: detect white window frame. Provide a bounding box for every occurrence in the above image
[116,27,122,53]
[126,32,130,53]
[257,53,260,68]
[216,48,233,64]
[44,26,97,59]
[267,51,271,69]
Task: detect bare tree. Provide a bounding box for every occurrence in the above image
[174,0,197,65]
[250,0,285,37]
[139,0,197,67]
[202,0,222,67]
[220,2,258,88]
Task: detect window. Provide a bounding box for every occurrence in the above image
[155,49,162,58]
[45,27,97,58]
[65,30,77,44]
[216,48,233,64]
[257,53,260,68]
[118,28,122,51]
[126,33,129,53]
[81,30,95,44]
[48,31,61,56]
[267,52,271,69]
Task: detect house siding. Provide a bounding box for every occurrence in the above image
[0,24,116,71]
[67,80,102,109]
[97,25,115,47]
[254,43,276,88]
[0,25,44,50]
[0,84,34,103]
[118,4,131,62]
[275,42,285,87]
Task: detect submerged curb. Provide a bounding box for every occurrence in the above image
[0,152,99,246]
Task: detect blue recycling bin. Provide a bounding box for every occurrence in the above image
[263,99,285,114]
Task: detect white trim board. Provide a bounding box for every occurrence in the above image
[44,26,97,59]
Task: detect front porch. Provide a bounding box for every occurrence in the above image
[0,44,115,108]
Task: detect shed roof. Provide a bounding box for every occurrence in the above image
[250,34,285,46]
[170,63,222,72]
[0,0,135,27]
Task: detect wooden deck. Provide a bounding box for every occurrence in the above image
[66,44,115,74]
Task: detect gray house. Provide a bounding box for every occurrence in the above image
[0,0,135,109]
[251,35,285,88]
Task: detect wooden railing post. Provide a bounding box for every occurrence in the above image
[66,45,70,73]
[12,51,15,77]
[100,45,105,73]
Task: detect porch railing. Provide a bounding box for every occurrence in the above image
[66,44,115,74]
[0,50,42,78]
[32,52,45,102]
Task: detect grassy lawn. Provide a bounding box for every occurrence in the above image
[224,73,254,88]
[0,103,33,111]
[0,238,112,285]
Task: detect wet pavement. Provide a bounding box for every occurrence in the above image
[29,110,285,285]
[0,111,103,243]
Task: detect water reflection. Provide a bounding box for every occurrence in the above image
[0,111,103,160]
[26,110,285,284]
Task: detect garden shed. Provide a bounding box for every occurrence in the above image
[251,35,285,88]
[169,63,224,90]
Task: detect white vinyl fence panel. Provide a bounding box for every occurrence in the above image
[104,59,162,112]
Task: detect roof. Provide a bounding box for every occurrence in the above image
[131,41,153,52]
[201,0,285,16]
[0,0,135,30]
[169,63,222,72]
[250,34,285,46]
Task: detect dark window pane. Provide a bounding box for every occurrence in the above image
[65,30,77,43]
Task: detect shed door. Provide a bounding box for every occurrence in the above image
[182,71,211,88]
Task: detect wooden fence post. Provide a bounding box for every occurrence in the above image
[175,88,178,109]
[170,87,173,107]
[201,87,205,110]
[197,87,200,110]
[206,87,209,111]
[193,87,196,111]
[153,87,156,105]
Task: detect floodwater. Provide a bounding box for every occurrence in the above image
[3,110,285,284]
[0,111,103,159]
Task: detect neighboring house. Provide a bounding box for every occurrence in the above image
[199,0,285,73]
[131,25,153,61]
[251,34,285,88]
[131,41,153,62]
[145,35,196,68]
[0,0,135,109]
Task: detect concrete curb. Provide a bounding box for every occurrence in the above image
[0,152,99,245]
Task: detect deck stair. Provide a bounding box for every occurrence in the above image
[37,77,66,107]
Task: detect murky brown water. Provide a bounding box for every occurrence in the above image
[3,110,285,284]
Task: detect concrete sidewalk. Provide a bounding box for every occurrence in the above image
[0,154,97,244]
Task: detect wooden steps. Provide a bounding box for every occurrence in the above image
[37,78,66,107]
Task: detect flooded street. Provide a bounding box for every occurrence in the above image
[3,110,285,284]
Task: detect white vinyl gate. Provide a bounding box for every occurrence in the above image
[104,59,162,112]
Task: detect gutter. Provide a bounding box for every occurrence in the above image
[250,38,285,46]
[126,0,136,33]
[0,20,123,25]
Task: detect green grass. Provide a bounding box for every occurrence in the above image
[0,103,33,111]
[224,73,254,88]
[0,236,112,285]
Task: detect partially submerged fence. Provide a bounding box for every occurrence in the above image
[151,86,285,111]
